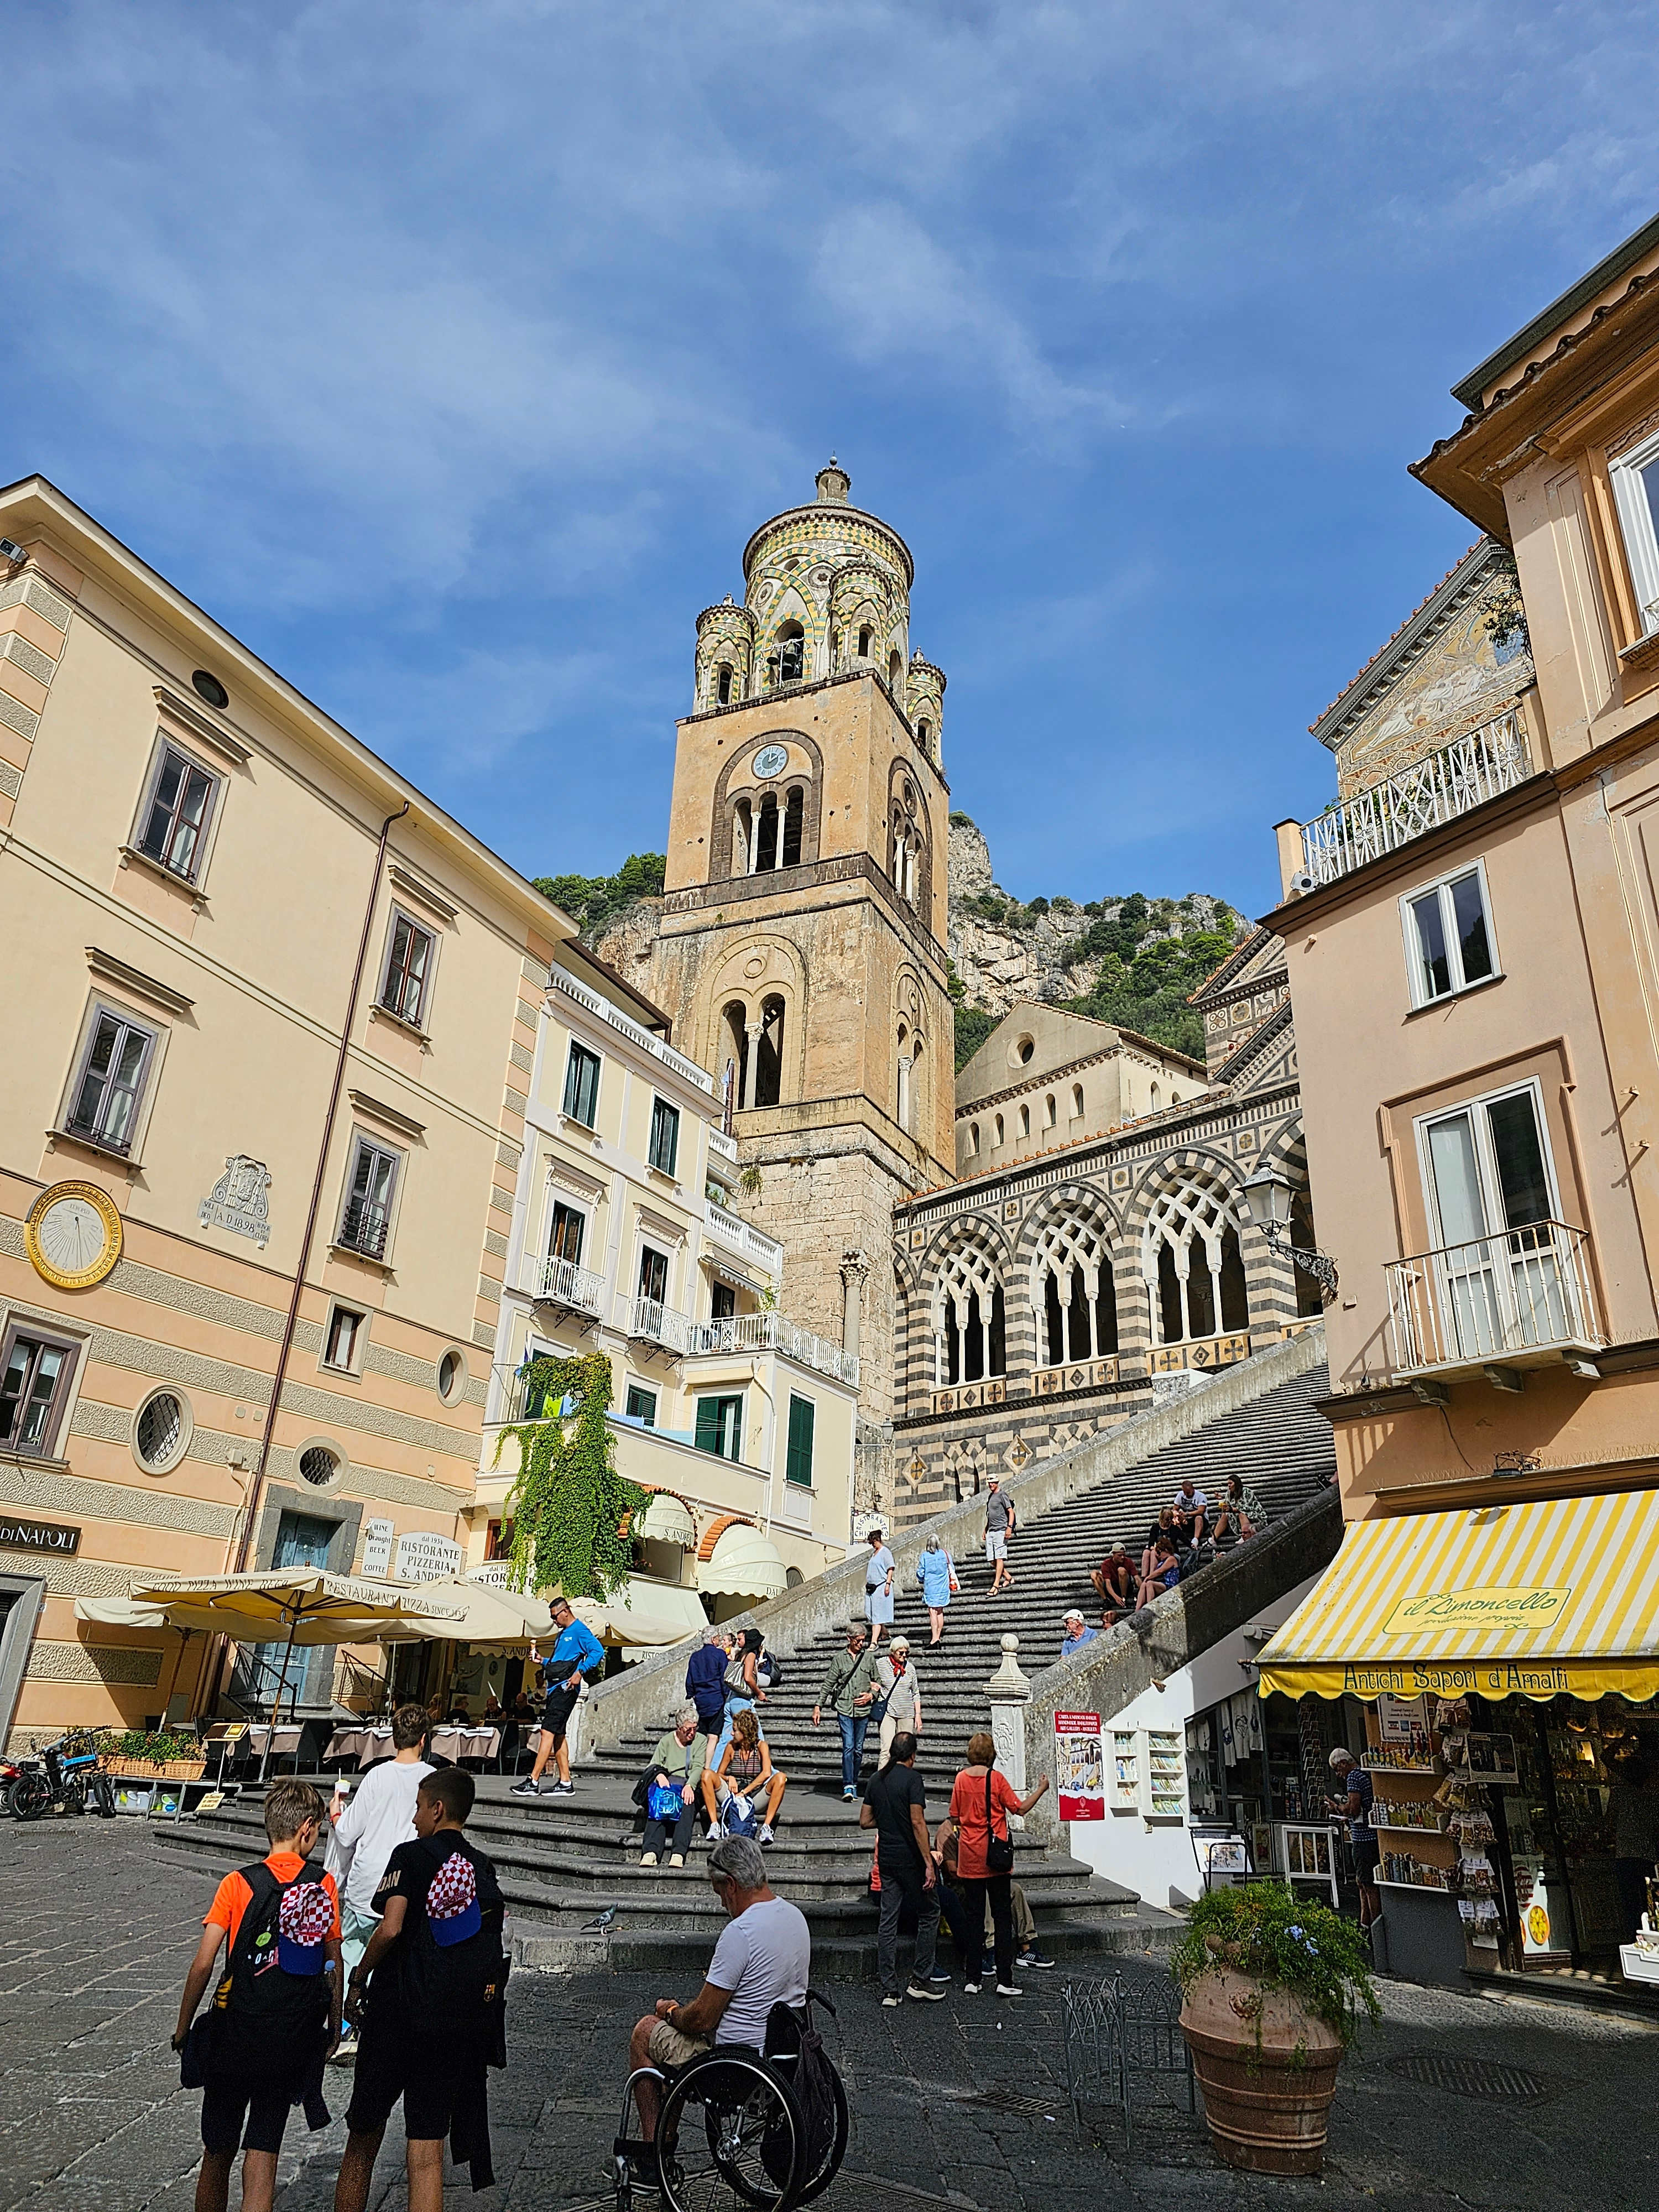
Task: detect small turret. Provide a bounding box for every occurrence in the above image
[694,597,756,711]
[906,651,947,764]
[815,456,851,504]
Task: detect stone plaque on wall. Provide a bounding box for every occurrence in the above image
[199,1155,273,1248]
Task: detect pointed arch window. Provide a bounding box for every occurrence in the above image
[1071,1083,1084,1120]
[888,647,902,688]
[754,792,780,871]
[1143,1171,1249,1344]
[753,995,785,1108]
[935,1236,1006,1385]
[1032,1207,1119,1366]
[771,622,805,686]
[857,625,872,658]
[781,785,804,868]
[722,1001,750,1110]
[889,778,924,907]
[717,664,734,705]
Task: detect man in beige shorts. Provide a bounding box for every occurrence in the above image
[625,1834,811,2144]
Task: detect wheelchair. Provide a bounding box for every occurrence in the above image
[613,1992,848,2212]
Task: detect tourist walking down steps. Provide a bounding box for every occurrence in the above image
[916,1535,957,1645]
[812,1623,883,1801]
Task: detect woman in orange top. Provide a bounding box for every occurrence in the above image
[943,1731,1050,1997]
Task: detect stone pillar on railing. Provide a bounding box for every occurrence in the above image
[986,1634,1030,1816]
[1273,818,1304,901]
[840,1249,869,1360]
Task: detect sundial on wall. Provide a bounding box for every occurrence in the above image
[752,744,789,779]
[25,1180,123,1289]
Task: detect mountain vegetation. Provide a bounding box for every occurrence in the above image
[534,852,666,936]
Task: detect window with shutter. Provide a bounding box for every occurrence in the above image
[379,910,436,1027]
[785,1394,815,1486]
[695,1394,743,1460]
[564,1042,602,1126]
[548,1201,585,1265]
[337,1135,400,1258]
[648,1096,680,1176]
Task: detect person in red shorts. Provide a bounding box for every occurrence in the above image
[172,1778,343,2212]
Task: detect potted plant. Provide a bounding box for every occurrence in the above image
[99,1729,207,1781]
[1171,1881,1378,2176]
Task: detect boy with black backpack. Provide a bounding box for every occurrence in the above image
[335,1765,508,2211]
[171,1778,343,2212]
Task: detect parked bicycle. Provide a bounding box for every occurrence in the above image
[7,1730,115,1820]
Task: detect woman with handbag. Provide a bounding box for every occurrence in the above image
[916,1536,957,1646]
[863,1528,896,1647]
[944,1731,1050,1997]
[639,1704,707,1866]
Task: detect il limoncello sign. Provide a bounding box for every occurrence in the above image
[1382,1585,1572,1637]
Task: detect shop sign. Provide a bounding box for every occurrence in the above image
[359,1519,394,1578]
[1383,1585,1571,1636]
[0,1513,81,1556]
[1053,1710,1105,1821]
[394,1530,462,1583]
[468,1561,512,1589]
[1339,1661,1578,1699]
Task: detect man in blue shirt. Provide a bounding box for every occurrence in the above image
[1060,1609,1097,1660]
[512,1597,606,1797]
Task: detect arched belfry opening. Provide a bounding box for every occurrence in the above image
[753,995,785,1108]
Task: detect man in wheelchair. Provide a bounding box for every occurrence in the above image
[627,1834,810,2144]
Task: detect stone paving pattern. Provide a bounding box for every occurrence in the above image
[6,1819,1658,2211]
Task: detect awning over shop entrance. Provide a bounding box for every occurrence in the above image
[1256,1491,1659,1704]
[697,1520,787,1602]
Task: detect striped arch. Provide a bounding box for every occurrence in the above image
[1137,1156,1250,1347]
[926,1214,1011,1388]
[1020,1185,1123,1367]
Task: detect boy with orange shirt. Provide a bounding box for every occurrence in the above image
[172,1778,343,2212]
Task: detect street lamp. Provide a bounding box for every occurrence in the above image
[1239,1169,1338,1301]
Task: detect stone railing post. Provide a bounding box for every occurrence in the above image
[987,1633,1030,1820]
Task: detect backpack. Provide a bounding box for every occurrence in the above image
[757,1653,784,1691]
[394,1841,505,2039]
[722,1791,760,1839]
[207,1863,333,2075]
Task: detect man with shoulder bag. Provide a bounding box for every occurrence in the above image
[812,1623,882,1802]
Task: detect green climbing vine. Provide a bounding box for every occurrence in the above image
[492,1352,645,1603]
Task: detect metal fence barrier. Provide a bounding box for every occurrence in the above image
[1062,1971,1195,2152]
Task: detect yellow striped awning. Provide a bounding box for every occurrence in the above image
[1256,1491,1659,1705]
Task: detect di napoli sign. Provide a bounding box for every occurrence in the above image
[0,1514,81,1556]
[1383,1585,1572,1637]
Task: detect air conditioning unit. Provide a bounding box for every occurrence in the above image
[1289,869,1318,896]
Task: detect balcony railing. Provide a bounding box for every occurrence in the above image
[1298,711,1531,889]
[708,1128,739,1164]
[547,964,714,1095]
[619,1294,692,1355]
[1385,1220,1605,1378]
[685,1310,860,1389]
[706,1202,784,1272]
[531,1252,608,1316]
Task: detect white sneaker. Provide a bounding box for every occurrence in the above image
[962,1981,980,1995]
[881,1992,903,2007]
[667,1853,685,1868]
[639,1851,658,1866]
[995,1983,1022,1999]
[758,1822,775,1846]
[708,1821,726,1841]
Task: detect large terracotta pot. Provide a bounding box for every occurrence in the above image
[1178,1966,1344,2176]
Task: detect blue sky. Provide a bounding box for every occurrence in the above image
[6,3,1657,921]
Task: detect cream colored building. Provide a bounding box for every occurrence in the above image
[0,477,575,1746]
[469,946,860,1627]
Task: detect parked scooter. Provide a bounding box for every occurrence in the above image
[7,1731,115,1820]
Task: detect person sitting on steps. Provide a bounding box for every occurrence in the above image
[701,1707,787,1846]
[1091,1543,1136,1624]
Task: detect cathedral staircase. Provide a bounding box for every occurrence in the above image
[154,1350,1337,1978]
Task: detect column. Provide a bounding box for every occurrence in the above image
[986,1634,1031,1801]
[839,1249,869,1360]
[743,1020,763,1107]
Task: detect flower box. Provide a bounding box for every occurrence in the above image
[98,1754,207,1781]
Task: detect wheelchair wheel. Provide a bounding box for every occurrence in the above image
[792,2062,848,2206]
[658,2051,801,2212]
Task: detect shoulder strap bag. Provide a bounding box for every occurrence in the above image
[984,1769,1015,1874]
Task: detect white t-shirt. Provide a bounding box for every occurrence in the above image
[330,1756,434,1916]
[707,1895,811,2048]
[1174,1488,1208,1514]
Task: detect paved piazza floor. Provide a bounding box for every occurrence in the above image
[3,1817,1656,2211]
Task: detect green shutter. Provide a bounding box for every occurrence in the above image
[695,1397,722,1455]
[786,1395,815,1486]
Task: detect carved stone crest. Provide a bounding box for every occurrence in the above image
[199,1155,272,1248]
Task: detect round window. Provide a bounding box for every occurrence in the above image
[300,1443,341,1490]
[133,1389,189,1473]
[436,1348,466,1404]
[191,669,229,711]
[1017,1036,1035,1065]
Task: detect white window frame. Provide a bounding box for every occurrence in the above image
[333,1128,405,1264]
[375,905,439,1033]
[56,995,167,1161]
[648,1094,681,1178]
[1399,858,1501,1010]
[545,1191,591,1269]
[321,1301,368,1375]
[564,1040,603,1129]
[1610,425,1659,639]
[128,732,225,888]
[1412,1077,1564,1252]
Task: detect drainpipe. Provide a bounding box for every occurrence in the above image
[211,800,410,1699]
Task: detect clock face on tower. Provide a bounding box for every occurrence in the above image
[752,743,789,780]
[25,1181,124,1290]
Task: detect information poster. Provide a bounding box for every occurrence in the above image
[1053,1710,1105,1821]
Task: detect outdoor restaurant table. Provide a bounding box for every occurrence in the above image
[323,1725,394,1768]
[205,1722,302,1775]
[429,1724,500,1763]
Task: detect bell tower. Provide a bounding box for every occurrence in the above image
[638,461,954,1510]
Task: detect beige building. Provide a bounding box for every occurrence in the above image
[598,460,956,1515]
[468,946,860,1627]
[953,1001,1208,1178]
[1259,213,1659,1983]
[0,477,573,1746]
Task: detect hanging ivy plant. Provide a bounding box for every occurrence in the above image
[493,1352,644,1602]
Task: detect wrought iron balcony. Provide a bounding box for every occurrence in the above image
[1297,711,1531,890]
[1385,1220,1605,1379]
[530,1252,608,1316]
[706,1202,784,1273]
[619,1294,691,1355]
[684,1310,859,1388]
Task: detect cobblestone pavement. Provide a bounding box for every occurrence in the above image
[5,1819,1657,2211]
